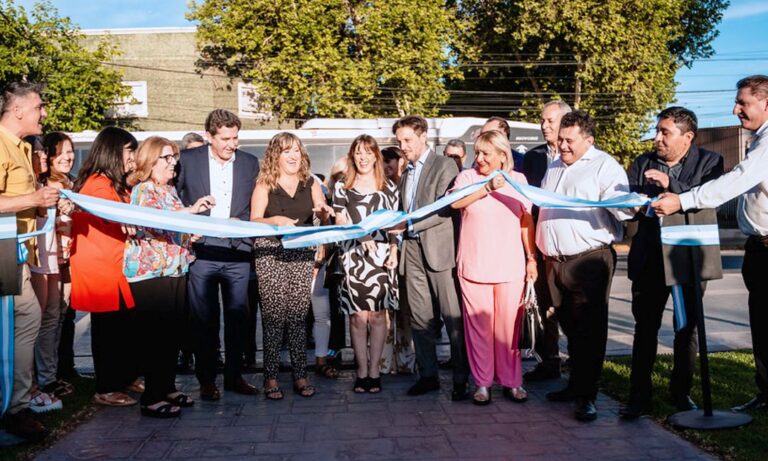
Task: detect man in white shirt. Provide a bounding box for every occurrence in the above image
[176,109,260,401]
[653,75,768,412]
[536,111,633,422]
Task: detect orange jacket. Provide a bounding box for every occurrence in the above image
[70,175,135,312]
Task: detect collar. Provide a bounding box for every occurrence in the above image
[755,120,768,139]
[561,145,597,168]
[0,124,23,148]
[652,147,690,167]
[208,146,236,166]
[409,147,431,169]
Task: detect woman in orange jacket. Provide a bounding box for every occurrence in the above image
[70,127,140,407]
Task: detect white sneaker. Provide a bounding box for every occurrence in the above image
[29,391,63,413]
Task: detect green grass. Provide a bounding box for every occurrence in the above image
[0,375,99,461]
[602,351,767,461]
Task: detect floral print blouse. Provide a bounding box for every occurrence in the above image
[123,181,194,282]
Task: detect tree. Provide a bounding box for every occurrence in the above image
[188,0,472,121]
[454,0,728,165]
[0,0,130,131]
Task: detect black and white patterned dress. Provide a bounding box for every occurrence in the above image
[333,180,399,315]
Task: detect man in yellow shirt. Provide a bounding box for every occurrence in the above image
[1,82,59,441]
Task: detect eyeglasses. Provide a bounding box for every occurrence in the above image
[159,154,179,164]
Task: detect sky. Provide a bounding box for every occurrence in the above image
[13,0,768,129]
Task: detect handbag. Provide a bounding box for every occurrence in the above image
[323,245,345,288]
[518,281,542,359]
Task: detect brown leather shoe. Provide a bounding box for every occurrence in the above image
[4,408,50,442]
[224,377,258,395]
[200,383,221,401]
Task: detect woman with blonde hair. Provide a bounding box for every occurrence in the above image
[124,136,213,417]
[251,132,334,399]
[333,135,399,393]
[449,130,537,405]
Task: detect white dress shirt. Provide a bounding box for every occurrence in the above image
[536,146,632,257]
[546,144,560,167]
[680,121,768,236]
[208,147,235,219]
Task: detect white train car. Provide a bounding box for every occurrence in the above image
[69,117,542,178]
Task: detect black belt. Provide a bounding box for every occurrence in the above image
[747,235,768,247]
[403,234,420,241]
[544,244,612,263]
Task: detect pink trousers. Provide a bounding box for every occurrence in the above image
[459,276,525,388]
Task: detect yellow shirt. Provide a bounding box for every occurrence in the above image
[0,124,38,264]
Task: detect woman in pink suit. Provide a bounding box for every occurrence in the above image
[450,130,537,405]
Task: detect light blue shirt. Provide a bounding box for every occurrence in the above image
[404,147,431,236]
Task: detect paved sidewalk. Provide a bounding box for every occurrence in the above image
[35,366,714,461]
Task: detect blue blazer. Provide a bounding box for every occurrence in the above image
[176,145,260,259]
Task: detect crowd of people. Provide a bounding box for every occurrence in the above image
[2,74,768,442]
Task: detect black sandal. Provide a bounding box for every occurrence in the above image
[353,377,369,393]
[264,385,284,401]
[166,392,195,407]
[293,382,316,398]
[368,377,382,394]
[140,402,181,418]
[316,364,339,379]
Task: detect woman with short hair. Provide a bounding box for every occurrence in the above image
[450,130,537,405]
[124,136,213,417]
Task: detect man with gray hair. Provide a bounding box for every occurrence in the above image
[443,139,467,170]
[522,99,571,383]
[180,132,205,151]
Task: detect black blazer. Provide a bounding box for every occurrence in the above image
[176,145,260,260]
[522,143,548,188]
[627,145,724,283]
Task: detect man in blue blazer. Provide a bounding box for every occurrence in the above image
[176,109,260,400]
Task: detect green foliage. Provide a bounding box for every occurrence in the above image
[455,0,728,165]
[188,0,473,120]
[0,0,130,131]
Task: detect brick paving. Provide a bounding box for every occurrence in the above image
[35,366,715,461]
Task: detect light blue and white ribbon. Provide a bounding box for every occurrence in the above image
[0,209,54,415]
[499,171,650,209]
[0,295,13,415]
[48,171,651,251]
[660,224,720,246]
[660,224,721,332]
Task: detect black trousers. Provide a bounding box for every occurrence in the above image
[244,273,260,365]
[532,253,560,369]
[131,276,184,406]
[546,247,615,400]
[628,251,699,406]
[90,297,138,394]
[742,236,768,398]
[327,277,347,353]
